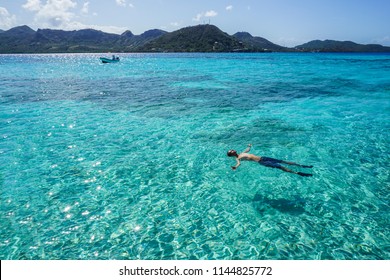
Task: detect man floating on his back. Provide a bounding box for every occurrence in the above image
[227,144,313,177]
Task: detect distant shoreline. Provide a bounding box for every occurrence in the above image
[1,24,390,54]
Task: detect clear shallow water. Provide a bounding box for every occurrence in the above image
[0,53,389,260]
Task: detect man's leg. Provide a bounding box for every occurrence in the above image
[275,165,313,177]
[278,166,296,174]
[260,159,313,176]
[281,160,313,168]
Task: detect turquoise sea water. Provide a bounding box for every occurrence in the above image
[0,53,389,260]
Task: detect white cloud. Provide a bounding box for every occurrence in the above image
[22,0,42,12]
[22,0,80,28]
[0,7,17,29]
[115,0,134,8]
[21,0,128,34]
[67,22,127,34]
[193,10,218,22]
[204,10,217,17]
[81,2,89,14]
[115,0,126,7]
[193,13,202,22]
[226,5,233,11]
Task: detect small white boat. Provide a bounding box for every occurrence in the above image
[100,56,120,63]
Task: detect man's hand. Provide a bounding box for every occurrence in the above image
[243,144,252,153]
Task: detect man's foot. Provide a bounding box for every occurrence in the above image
[301,165,313,168]
[297,172,313,177]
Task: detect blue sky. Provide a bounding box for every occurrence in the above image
[1,0,389,47]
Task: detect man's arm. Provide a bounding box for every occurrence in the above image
[232,158,241,170]
[243,144,252,153]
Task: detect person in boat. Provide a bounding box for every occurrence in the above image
[227,144,313,177]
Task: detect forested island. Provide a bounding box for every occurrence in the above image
[1,24,389,53]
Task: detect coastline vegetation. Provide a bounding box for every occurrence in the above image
[1,24,389,54]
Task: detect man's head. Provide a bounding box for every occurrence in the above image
[227,150,238,157]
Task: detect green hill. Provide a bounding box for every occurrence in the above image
[137,24,243,52]
[233,32,294,52]
[0,26,166,53]
[296,40,390,52]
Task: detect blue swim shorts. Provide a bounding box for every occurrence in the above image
[258,157,283,168]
